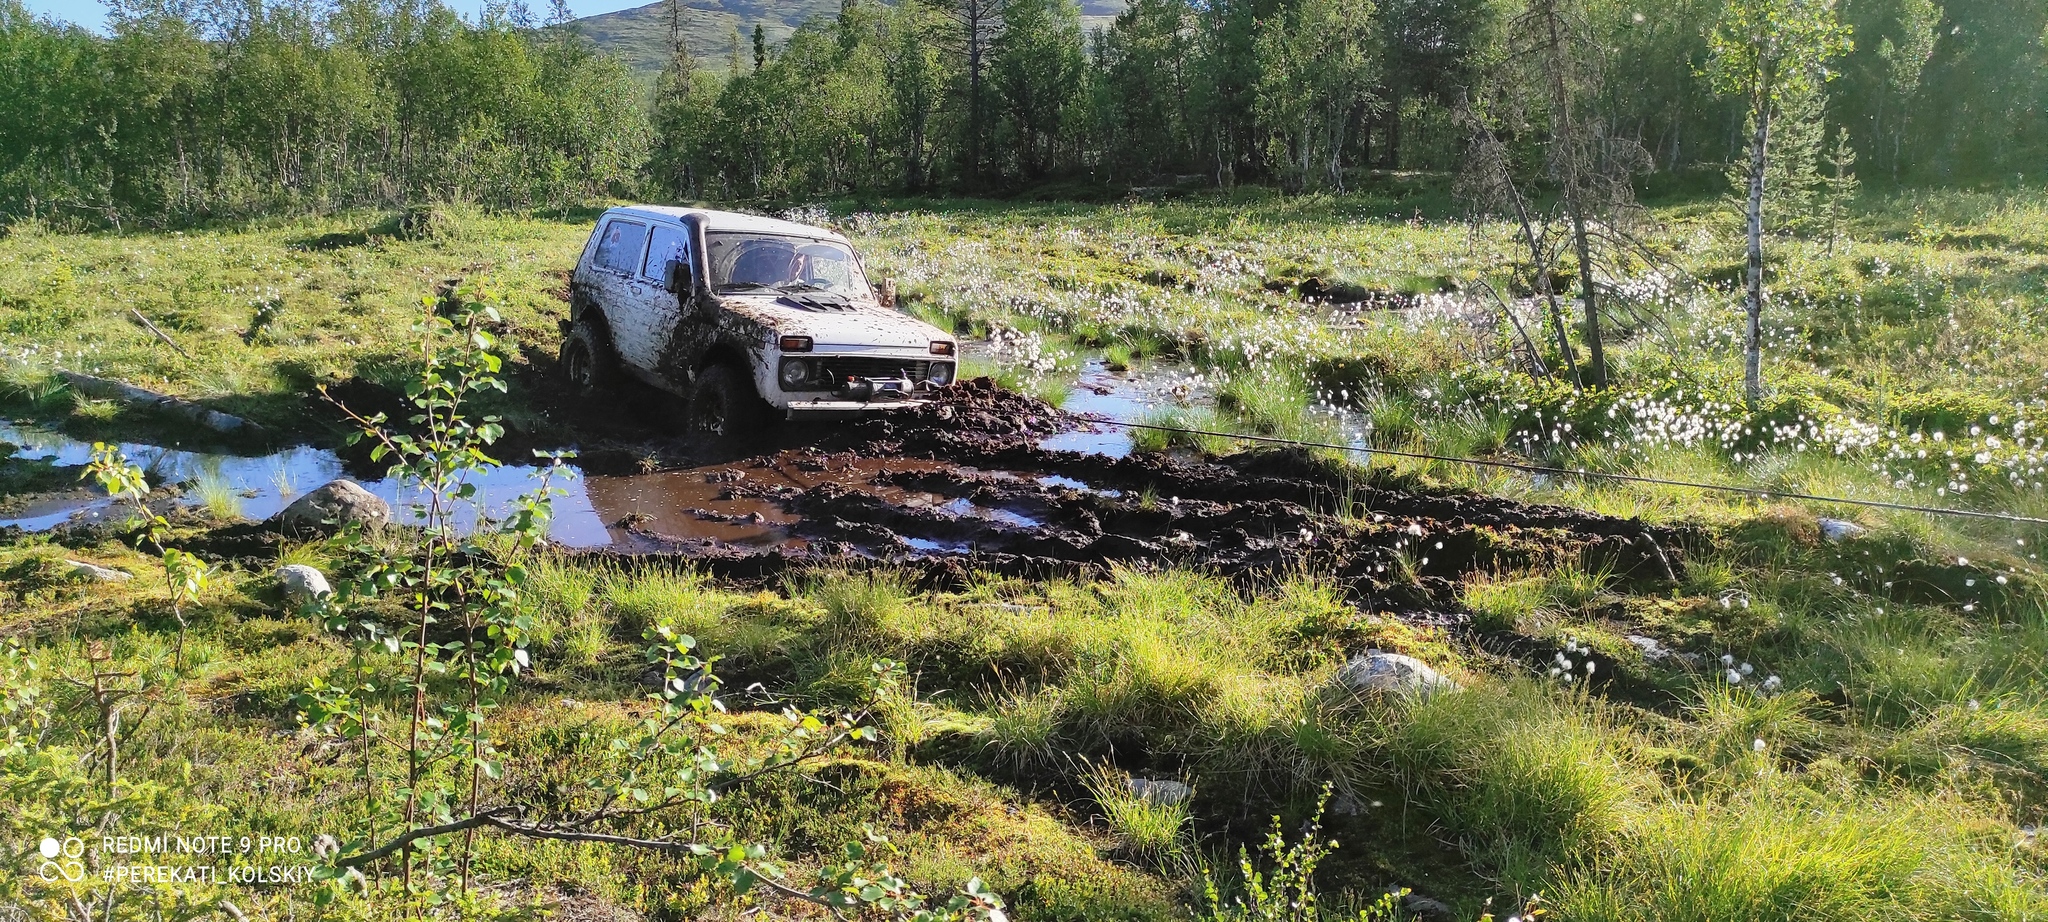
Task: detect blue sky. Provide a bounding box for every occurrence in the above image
[22,0,645,31]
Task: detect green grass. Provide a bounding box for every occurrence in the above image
[7,188,2048,918]
[1084,763,1192,865]
[7,511,2048,918]
[0,205,590,446]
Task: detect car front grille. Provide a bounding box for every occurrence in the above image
[817,356,929,383]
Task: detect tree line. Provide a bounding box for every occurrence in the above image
[0,0,648,224]
[1,0,2043,223]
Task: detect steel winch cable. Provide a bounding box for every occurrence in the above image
[1068,414,2048,527]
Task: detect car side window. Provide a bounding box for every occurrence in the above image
[642,224,690,282]
[593,219,648,275]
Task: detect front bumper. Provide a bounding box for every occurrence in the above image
[781,396,932,420]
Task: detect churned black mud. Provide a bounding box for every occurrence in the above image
[9,376,1693,622]
[585,378,1691,616]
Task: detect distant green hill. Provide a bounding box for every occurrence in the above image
[567,0,1125,79]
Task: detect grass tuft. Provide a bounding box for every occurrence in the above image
[1084,763,1192,864]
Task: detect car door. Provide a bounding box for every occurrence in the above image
[638,222,701,375]
[588,217,654,370]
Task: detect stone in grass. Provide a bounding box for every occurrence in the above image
[1819,518,1866,542]
[1626,634,1670,661]
[273,480,390,535]
[1126,777,1191,806]
[1399,892,1458,922]
[1330,651,1458,698]
[638,663,715,697]
[277,564,332,604]
[65,559,133,582]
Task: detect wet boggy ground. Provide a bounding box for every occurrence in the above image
[11,376,1688,624]
[594,379,1690,614]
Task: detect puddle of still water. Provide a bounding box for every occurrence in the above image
[1033,356,1384,458]
[0,422,598,546]
[1039,357,1214,458]
[1036,474,1122,497]
[940,497,1042,529]
[3,353,1341,550]
[0,423,1015,553]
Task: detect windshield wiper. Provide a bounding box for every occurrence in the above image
[775,282,833,293]
[715,282,779,293]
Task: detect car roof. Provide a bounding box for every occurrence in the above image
[605,205,847,241]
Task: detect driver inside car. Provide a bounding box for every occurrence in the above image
[724,240,851,293]
[728,242,796,287]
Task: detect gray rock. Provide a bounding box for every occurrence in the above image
[1626,634,1669,661]
[276,564,331,603]
[274,480,390,535]
[1400,892,1458,922]
[1330,651,1458,698]
[65,559,133,582]
[640,664,714,697]
[1819,518,1866,542]
[1126,777,1191,806]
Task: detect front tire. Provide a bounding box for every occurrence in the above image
[559,316,617,396]
[688,364,765,436]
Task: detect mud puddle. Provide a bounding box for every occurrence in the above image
[7,374,1685,621]
[1,421,1066,554]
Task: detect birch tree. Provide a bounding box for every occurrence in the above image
[1252,0,1379,190]
[1706,0,1849,409]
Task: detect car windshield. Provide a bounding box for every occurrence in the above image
[706,232,870,298]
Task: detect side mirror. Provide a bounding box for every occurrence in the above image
[874,277,897,310]
[664,258,692,295]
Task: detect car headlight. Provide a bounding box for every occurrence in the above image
[779,359,812,389]
[928,361,955,386]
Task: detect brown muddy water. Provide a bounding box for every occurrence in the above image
[0,358,1192,550]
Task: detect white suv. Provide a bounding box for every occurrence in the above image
[561,206,958,434]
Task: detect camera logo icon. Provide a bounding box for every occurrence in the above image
[37,836,86,883]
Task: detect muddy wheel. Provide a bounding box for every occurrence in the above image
[688,364,764,436]
[560,316,617,396]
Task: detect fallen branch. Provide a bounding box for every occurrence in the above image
[59,371,261,435]
[336,807,843,913]
[127,308,193,360]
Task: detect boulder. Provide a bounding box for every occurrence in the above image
[273,480,390,535]
[65,559,133,582]
[277,564,332,604]
[1330,651,1458,698]
[1819,518,1866,542]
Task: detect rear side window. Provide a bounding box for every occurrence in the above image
[642,224,690,281]
[593,219,648,274]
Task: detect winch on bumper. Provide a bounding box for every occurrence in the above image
[773,351,956,419]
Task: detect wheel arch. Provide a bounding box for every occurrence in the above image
[573,305,612,338]
[695,342,755,378]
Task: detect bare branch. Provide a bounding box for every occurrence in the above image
[335,807,522,868]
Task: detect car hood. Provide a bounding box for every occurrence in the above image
[722,294,949,350]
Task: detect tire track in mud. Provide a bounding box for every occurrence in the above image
[588,379,1690,618]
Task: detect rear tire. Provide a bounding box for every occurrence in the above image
[560,316,617,396]
[688,364,766,437]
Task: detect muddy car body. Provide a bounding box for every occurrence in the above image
[562,206,957,432]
